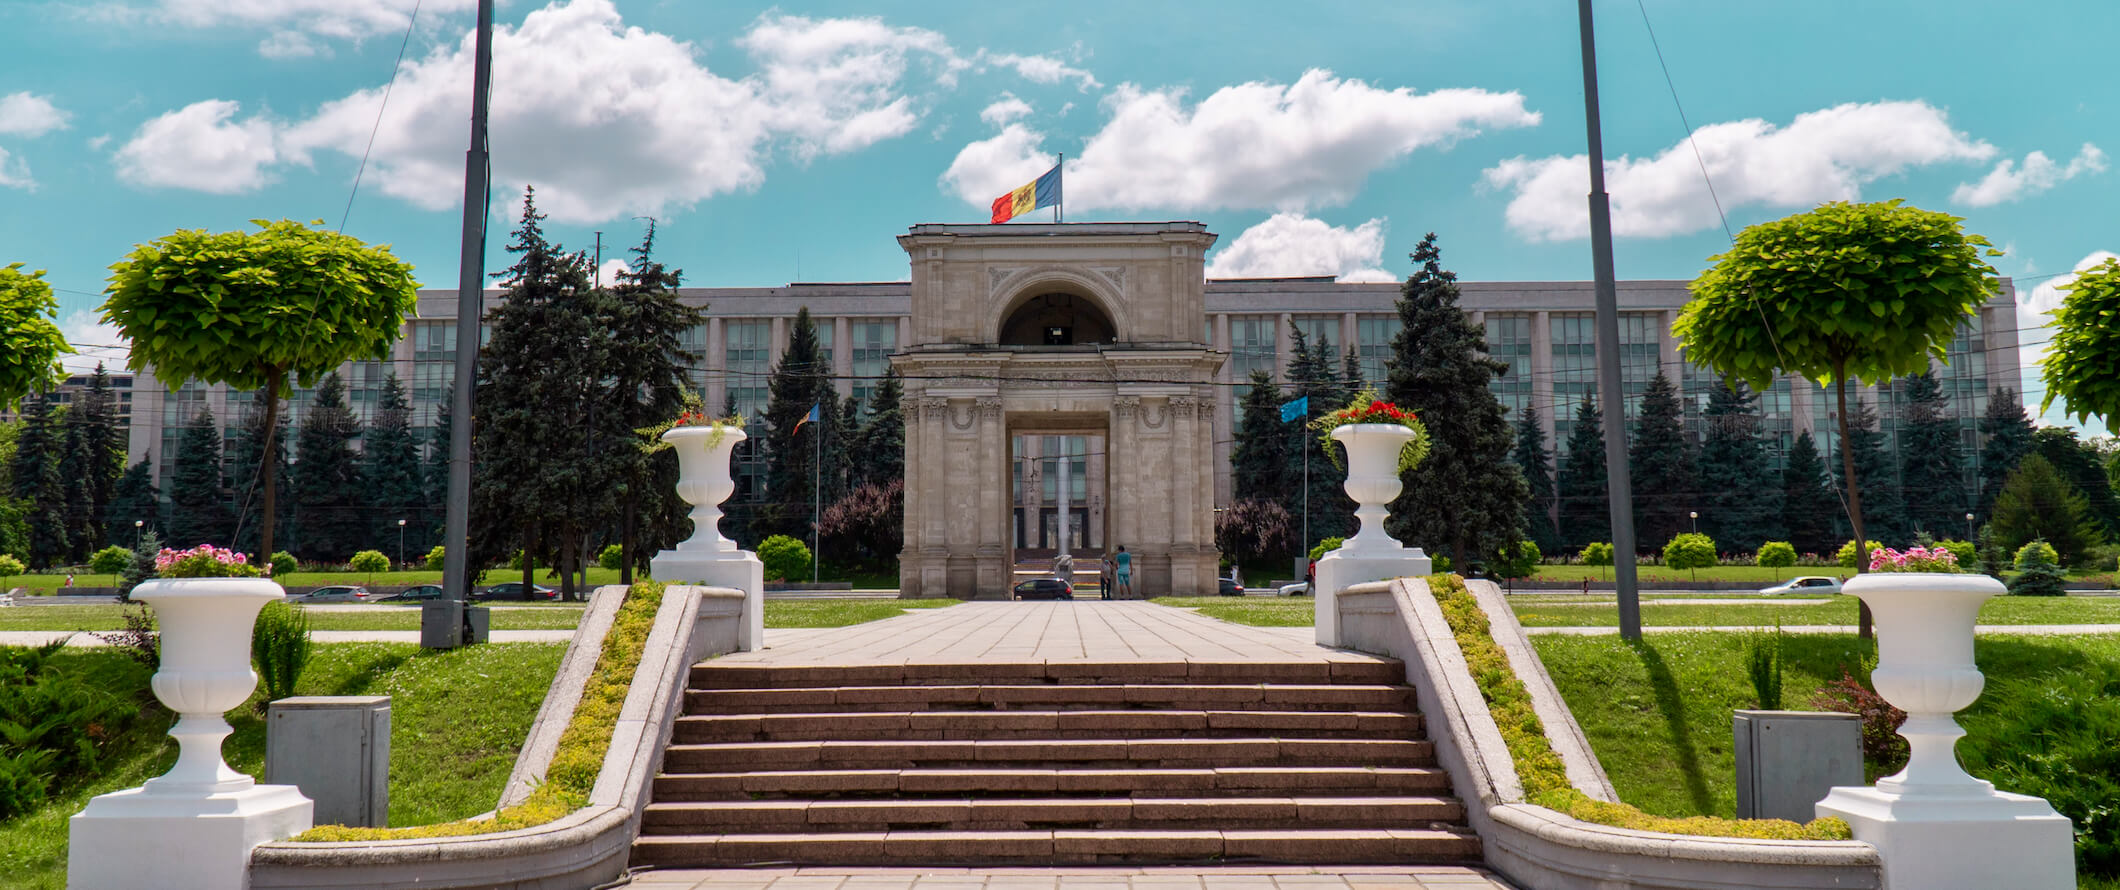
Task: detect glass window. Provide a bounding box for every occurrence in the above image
[1356,317,1396,386]
[851,320,898,409]
[1292,316,1338,357]
[1485,314,1532,423]
[815,320,834,368]
[1228,316,1277,428]
[726,320,771,419]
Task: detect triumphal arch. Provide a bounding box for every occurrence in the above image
[894,222,1224,599]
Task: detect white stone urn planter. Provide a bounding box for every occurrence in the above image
[1814,571,2073,890]
[1314,423,1430,646]
[69,576,314,890]
[651,423,764,651]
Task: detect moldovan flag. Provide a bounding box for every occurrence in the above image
[990,163,1062,223]
[794,403,821,435]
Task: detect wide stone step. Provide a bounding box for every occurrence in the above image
[671,709,1423,743]
[631,827,1481,867]
[654,766,1455,800]
[639,795,1466,833]
[660,737,1435,773]
[685,683,1414,714]
[688,660,1403,689]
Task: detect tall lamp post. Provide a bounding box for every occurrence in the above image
[397,519,408,570]
[134,519,144,549]
[1965,512,1976,543]
[1689,511,1698,534]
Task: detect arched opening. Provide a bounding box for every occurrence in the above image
[998,292,1117,346]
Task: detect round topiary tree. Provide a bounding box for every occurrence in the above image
[1679,200,1999,635]
[348,549,389,585]
[424,545,446,572]
[1663,532,1718,581]
[89,545,132,587]
[0,553,24,594]
[1836,539,1886,569]
[1489,539,1542,588]
[2041,258,2120,429]
[102,220,418,572]
[271,551,297,577]
[598,543,624,572]
[1756,541,1797,578]
[757,534,812,583]
[2014,539,2060,571]
[0,264,71,412]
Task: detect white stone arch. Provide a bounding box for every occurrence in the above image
[986,266,1132,345]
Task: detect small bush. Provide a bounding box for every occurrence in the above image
[0,554,21,583]
[2007,561,2068,597]
[349,550,390,582]
[424,545,446,572]
[1309,536,1346,562]
[1835,539,1886,569]
[251,601,312,706]
[1580,542,1614,566]
[758,535,812,582]
[597,544,623,571]
[1489,540,1541,581]
[2087,544,2120,573]
[271,551,297,576]
[1755,541,1796,569]
[118,532,160,600]
[1746,630,1783,710]
[88,546,132,582]
[1810,668,1908,780]
[1936,539,1976,566]
[1663,533,1718,573]
[92,606,159,669]
[2015,539,2060,571]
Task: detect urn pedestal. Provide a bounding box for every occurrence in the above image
[649,425,764,651]
[69,577,315,890]
[1814,572,2073,890]
[1314,423,1431,646]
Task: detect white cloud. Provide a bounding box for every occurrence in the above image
[119,1,965,222]
[2019,251,2119,428]
[87,134,111,151]
[257,30,326,59]
[0,146,31,190]
[1483,100,1997,242]
[119,0,476,58]
[0,92,71,137]
[943,69,1539,214]
[980,95,1033,126]
[1952,143,2107,207]
[595,257,629,287]
[59,309,132,376]
[981,51,1099,92]
[1206,213,1394,283]
[114,99,281,192]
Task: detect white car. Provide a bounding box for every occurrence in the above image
[1759,576,1842,596]
[1277,582,1311,597]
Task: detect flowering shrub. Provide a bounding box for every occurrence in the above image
[1312,390,1430,473]
[155,545,261,578]
[670,409,742,429]
[1866,545,1961,573]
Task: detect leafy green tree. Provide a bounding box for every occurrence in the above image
[348,549,389,584]
[1628,371,1694,547]
[226,399,291,558]
[1383,233,1528,569]
[166,408,232,549]
[1514,407,1561,553]
[1897,371,1967,538]
[1557,396,1609,549]
[1677,199,1999,590]
[2040,257,2120,429]
[360,372,427,557]
[0,554,22,592]
[1838,400,1906,545]
[852,370,904,489]
[291,372,364,560]
[0,263,70,412]
[1780,432,1837,555]
[760,307,835,541]
[106,457,160,546]
[7,393,66,567]
[1756,541,1797,578]
[103,219,418,568]
[1975,387,2035,523]
[1662,532,1718,579]
[1695,380,1779,549]
[1489,539,1541,585]
[1835,539,1886,569]
[2032,426,2120,539]
[602,223,702,581]
[1988,454,2103,567]
[90,545,132,587]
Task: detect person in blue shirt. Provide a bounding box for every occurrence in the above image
[1113,546,1132,599]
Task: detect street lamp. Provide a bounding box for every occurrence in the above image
[397,519,408,570]
[134,519,143,548]
[1688,511,1698,534]
[1965,512,1976,543]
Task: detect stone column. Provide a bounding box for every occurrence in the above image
[898,391,924,596]
[975,396,1007,591]
[918,397,950,597]
[833,316,853,398]
[1111,397,1141,556]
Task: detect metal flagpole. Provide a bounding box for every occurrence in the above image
[1577,0,1641,641]
[812,406,821,584]
[1302,406,1309,560]
[1056,153,1064,223]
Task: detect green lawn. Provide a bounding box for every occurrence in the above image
[1510,595,2120,628]
[762,598,960,628]
[1153,596,1313,627]
[0,642,562,890]
[0,604,587,632]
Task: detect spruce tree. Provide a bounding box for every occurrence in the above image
[1695,379,1779,550]
[226,399,292,557]
[1628,371,1694,546]
[290,372,365,560]
[1341,348,1367,401]
[1382,233,1528,569]
[106,457,161,547]
[1897,371,1967,538]
[1286,329,1352,545]
[1230,370,1295,513]
[62,365,125,559]
[852,370,905,489]
[1557,395,1609,550]
[166,407,233,549]
[362,372,427,561]
[1838,399,1906,545]
[1975,387,2034,523]
[2032,426,2120,538]
[1514,407,1561,553]
[1989,453,2104,566]
[1781,432,1837,555]
[603,223,702,580]
[9,394,68,567]
[426,385,453,540]
[58,418,96,562]
[761,307,835,541]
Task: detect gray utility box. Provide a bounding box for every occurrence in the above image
[267,696,391,827]
[1734,709,1863,822]
[420,599,491,649]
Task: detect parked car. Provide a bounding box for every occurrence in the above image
[1012,578,1073,600]
[1759,576,1843,596]
[1218,577,1245,597]
[474,582,560,601]
[375,584,445,604]
[1278,582,1311,597]
[291,585,372,604]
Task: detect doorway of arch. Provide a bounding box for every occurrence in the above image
[1011,432,1107,563]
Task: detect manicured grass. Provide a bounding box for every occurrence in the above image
[1510,595,2120,627]
[1152,596,1313,627]
[0,642,562,890]
[3,567,635,591]
[0,604,586,632]
[762,598,960,628]
[1530,564,1853,583]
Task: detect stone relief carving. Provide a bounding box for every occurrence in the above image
[1112,396,1141,420]
[987,267,1014,295]
[1140,398,1171,431]
[1094,267,1125,293]
[947,400,978,431]
[975,397,1003,421]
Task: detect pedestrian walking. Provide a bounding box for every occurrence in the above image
[1101,553,1115,600]
[64,573,73,589]
[1113,546,1132,599]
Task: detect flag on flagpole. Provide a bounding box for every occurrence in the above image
[794,403,820,434]
[990,163,1062,223]
[1280,395,1309,423]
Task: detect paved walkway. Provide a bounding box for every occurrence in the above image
[629,866,1514,888]
[1526,624,2120,636]
[730,601,1347,665]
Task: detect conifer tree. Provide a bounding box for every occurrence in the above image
[1897,371,1966,537]
[1341,348,1366,400]
[1780,432,1837,555]
[1557,395,1609,550]
[1628,371,1694,546]
[2032,426,2120,538]
[106,457,161,547]
[1382,234,1528,569]
[603,223,702,580]
[9,393,68,567]
[1286,328,1352,545]
[58,419,97,562]
[226,399,291,557]
[426,385,453,539]
[59,365,125,559]
[1837,399,1906,544]
[852,370,905,489]
[166,408,232,550]
[1695,379,1779,549]
[1975,387,2035,522]
[362,372,427,560]
[291,372,364,560]
[761,307,834,541]
[1231,370,1295,514]
[1988,453,2104,566]
[1514,407,1561,553]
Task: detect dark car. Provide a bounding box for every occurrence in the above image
[376,584,445,604]
[1012,578,1073,601]
[1218,577,1245,597]
[474,582,559,601]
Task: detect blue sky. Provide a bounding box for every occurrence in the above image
[2,0,2112,428]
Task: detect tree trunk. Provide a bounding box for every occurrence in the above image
[1834,369,1874,640]
[259,374,281,573]
[619,500,636,585]
[523,520,537,595]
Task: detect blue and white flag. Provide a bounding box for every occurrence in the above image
[1279,395,1309,423]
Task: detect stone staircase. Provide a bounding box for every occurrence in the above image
[631,658,1480,867]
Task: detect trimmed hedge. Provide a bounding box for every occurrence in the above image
[1425,573,1851,841]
